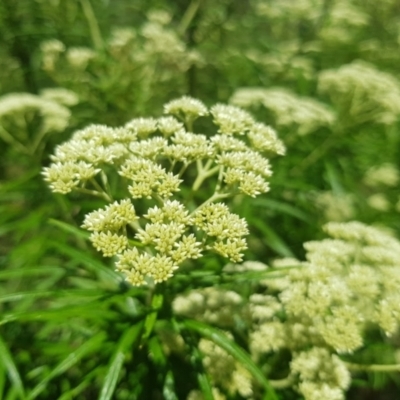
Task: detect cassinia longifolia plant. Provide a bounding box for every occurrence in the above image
[174,222,400,400]
[43,96,400,400]
[43,96,285,286]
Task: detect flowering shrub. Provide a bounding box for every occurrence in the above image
[43,96,284,285]
[2,1,400,399]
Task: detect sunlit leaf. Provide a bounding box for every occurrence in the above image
[182,319,279,400]
[26,332,107,400]
[99,322,143,400]
[0,334,25,400]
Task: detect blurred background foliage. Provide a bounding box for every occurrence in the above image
[1,0,400,399]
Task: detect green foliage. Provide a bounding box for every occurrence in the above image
[1,0,400,399]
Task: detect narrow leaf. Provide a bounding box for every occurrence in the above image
[48,218,90,240]
[99,322,144,400]
[251,219,294,257]
[0,334,25,399]
[182,319,279,400]
[26,332,106,399]
[141,293,163,344]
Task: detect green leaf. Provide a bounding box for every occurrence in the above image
[99,322,144,400]
[141,293,163,345]
[0,334,25,400]
[0,361,5,400]
[251,219,294,257]
[182,319,279,400]
[148,336,167,367]
[57,366,103,400]
[0,302,117,325]
[48,240,121,284]
[163,371,179,400]
[48,218,90,240]
[0,266,64,280]
[324,161,344,194]
[26,332,107,400]
[0,289,106,304]
[253,198,310,222]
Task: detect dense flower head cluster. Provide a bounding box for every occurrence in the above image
[318,61,400,125]
[363,163,400,188]
[255,0,322,22]
[361,163,399,213]
[39,88,79,107]
[231,87,335,135]
[314,191,355,222]
[172,287,245,327]
[0,92,72,155]
[197,337,254,399]
[291,348,351,400]
[317,1,368,45]
[0,93,71,134]
[41,10,201,77]
[247,221,400,400]
[43,96,284,286]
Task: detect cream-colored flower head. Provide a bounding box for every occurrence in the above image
[108,27,136,50]
[0,93,71,155]
[40,39,65,71]
[66,47,96,69]
[314,191,355,221]
[198,336,253,398]
[231,87,335,135]
[173,287,245,327]
[44,96,284,286]
[40,88,79,107]
[140,20,202,71]
[164,96,208,123]
[246,221,400,400]
[291,347,351,400]
[363,163,400,188]
[318,61,400,125]
[278,221,400,351]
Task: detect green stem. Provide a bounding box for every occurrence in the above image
[269,375,295,389]
[0,125,30,154]
[140,292,164,346]
[191,191,232,215]
[30,128,48,156]
[345,362,400,372]
[79,0,103,50]
[88,177,113,202]
[178,0,202,36]
[192,160,220,191]
[74,186,111,201]
[181,319,279,400]
[292,129,340,175]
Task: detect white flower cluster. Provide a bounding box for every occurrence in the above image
[65,47,96,69]
[247,221,400,400]
[318,1,369,45]
[363,163,400,188]
[0,93,71,134]
[40,88,79,107]
[172,287,245,327]
[247,45,315,83]
[44,96,284,285]
[291,348,351,400]
[231,87,335,135]
[314,191,355,222]
[197,337,253,399]
[0,93,71,154]
[141,20,202,71]
[318,61,400,125]
[255,0,322,22]
[40,39,65,71]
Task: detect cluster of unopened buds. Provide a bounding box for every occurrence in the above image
[43,96,285,286]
